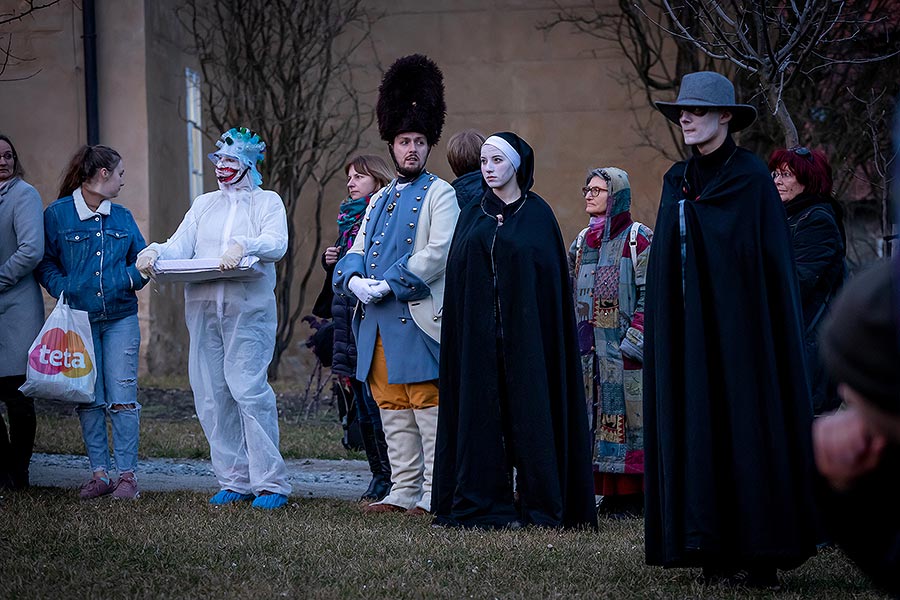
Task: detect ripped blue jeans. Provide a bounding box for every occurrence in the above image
[77,314,141,474]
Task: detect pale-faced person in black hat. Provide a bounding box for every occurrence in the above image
[643,71,817,587]
[333,54,460,516]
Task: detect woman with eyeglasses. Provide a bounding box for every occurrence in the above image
[0,134,43,490]
[568,167,652,519]
[768,147,846,414]
[433,132,596,530]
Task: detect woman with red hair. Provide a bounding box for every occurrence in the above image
[768,147,846,414]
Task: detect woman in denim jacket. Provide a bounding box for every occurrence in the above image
[36,145,147,500]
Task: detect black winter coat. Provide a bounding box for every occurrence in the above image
[313,238,359,378]
[784,193,845,414]
[450,170,484,209]
[327,250,358,378]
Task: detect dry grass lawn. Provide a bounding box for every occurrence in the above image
[0,489,887,600]
[12,392,889,599]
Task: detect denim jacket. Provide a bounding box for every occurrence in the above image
[36,194,147,322]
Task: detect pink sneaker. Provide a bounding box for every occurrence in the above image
[112,472,140,500]
[79,475,115,500]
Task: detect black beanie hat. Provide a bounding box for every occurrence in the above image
[820,260,900,412]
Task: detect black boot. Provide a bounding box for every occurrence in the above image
[372,424,392,495]
[0,378,35,490]
[597,493,643,519]
[7,395,36,490]
[359,421,392,502]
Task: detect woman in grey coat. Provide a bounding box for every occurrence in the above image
[0,134,44,490]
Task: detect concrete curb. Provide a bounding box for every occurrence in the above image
[29,453,372,501]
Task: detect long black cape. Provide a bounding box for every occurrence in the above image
[643,146,817,567]
[434,188,596,530]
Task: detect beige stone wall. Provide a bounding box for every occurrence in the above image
[141,0,208,377]
[347,0,673,236]
[3,0,677,381]
[93,1,153,372]
[0,0,155,370]
[277,0,676,379]
[0,1,84,204]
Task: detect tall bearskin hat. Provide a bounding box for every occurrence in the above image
[376,54,446,146]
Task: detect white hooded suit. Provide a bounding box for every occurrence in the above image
[143,181,291,496]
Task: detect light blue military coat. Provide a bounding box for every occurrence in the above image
[333,170,459,384]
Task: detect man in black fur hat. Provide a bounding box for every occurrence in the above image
[333,54,459,515]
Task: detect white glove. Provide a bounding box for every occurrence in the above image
[369,280,391,300]
[136,248,159,278]
[219,242,244,270]
[348,276,379,304]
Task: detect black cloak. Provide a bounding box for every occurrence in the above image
[643,138,817,568]
[433,132,597,530]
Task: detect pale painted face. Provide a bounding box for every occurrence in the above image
[583,175,608,217]
[679,107,731,153]
[392,132,428,177]
[772,163,806,203]
[0,140,15,182]
[215,155,245,185]
[480,144,516,190]
[347,165,378,200]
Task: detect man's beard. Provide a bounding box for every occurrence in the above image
[397,161,424,179]
[392,146,430,179]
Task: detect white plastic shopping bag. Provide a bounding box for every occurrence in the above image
[19,293,96,404]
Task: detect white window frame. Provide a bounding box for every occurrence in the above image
[185,68,204,202]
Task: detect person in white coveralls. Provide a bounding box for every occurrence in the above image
[136,127,291,510]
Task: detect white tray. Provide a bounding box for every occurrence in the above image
[151,257,264,283]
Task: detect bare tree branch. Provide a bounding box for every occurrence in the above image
[541,0,899,265]
[0,0,60,26]
[0,0,62,80]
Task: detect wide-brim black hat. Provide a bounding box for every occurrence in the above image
[655,71,757,132]
[377,54,446,146]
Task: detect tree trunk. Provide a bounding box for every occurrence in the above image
[765,81,800,149]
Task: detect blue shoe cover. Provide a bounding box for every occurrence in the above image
[251,493,289,510]
[209,490,254,505]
